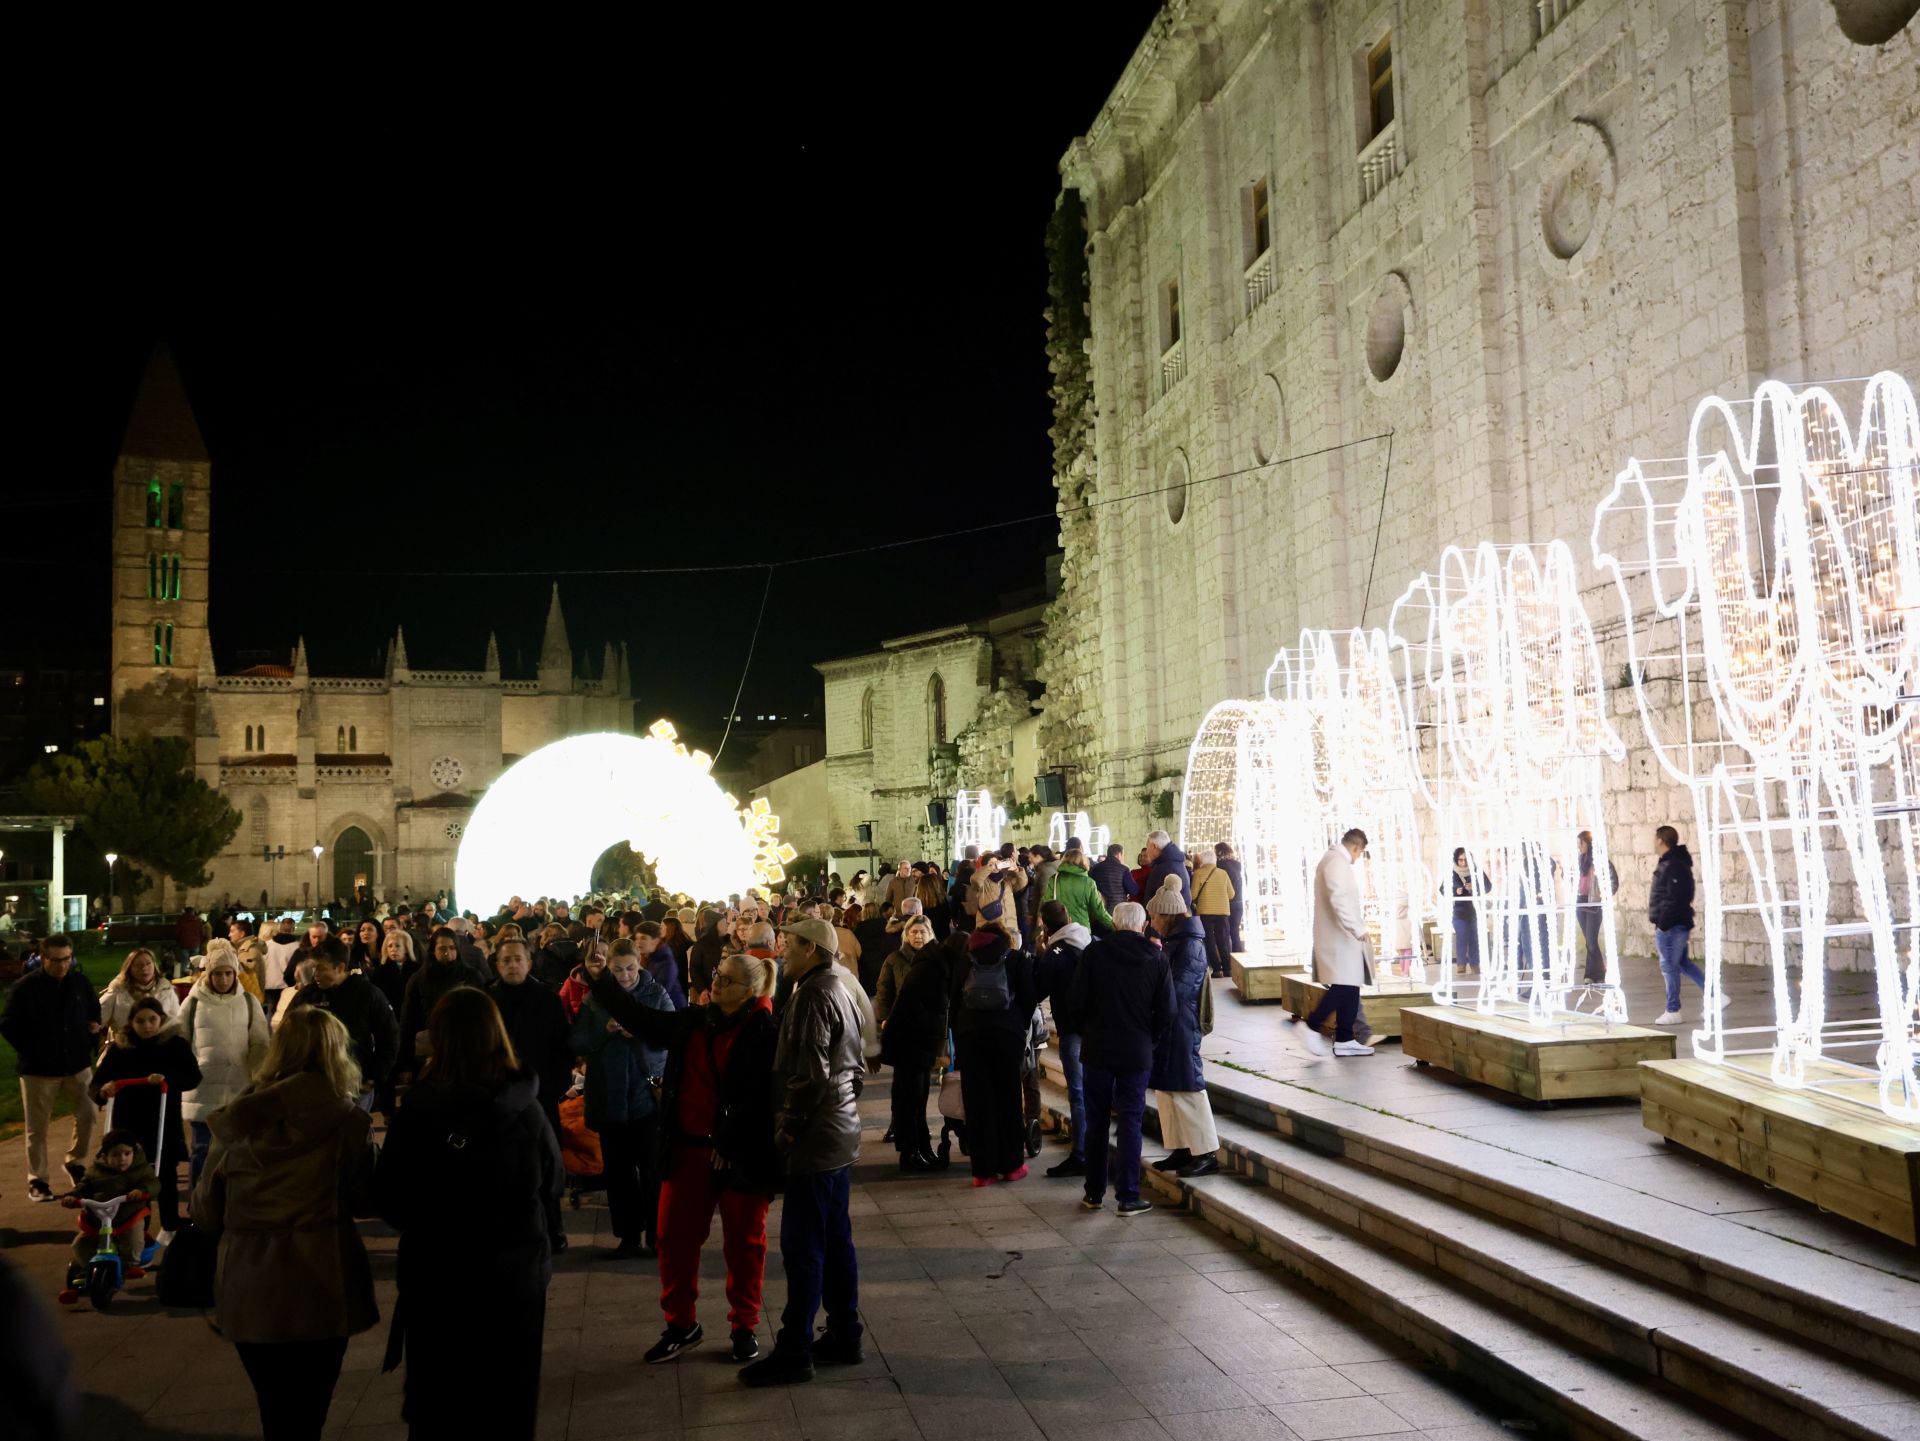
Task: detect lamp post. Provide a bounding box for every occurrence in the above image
[105,852,118,920]
[312,843,325,916]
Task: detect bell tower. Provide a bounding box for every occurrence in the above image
[110,345,212,739]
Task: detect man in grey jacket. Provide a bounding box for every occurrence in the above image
[742,917,868,1388]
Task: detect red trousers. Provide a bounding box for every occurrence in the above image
[657,1144,769,1331]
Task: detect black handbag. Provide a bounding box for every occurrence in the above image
[156,1219,218,1309]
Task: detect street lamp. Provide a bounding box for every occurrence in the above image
[312,843,325,914]
[104,852,118,920]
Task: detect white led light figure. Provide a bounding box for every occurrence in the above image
[1179,699,1310,956]
[1262,629,1428,982]
[1389,542,1627,1023]
[455,726,790,914]
[1593,372,1919,1120]
[1048,812,1112,858]
[953,789,1006,861]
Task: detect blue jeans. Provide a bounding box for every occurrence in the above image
[1082,1064,1149,1205]
[1451,913,1480,972]
[776,1166,861,1358]
[1655,926,1705,1012]
[1058,1033,1085,1159]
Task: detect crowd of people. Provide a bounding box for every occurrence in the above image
[1,817,1721,1439]
[0,828,1235,1440]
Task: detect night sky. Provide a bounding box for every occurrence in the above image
[18,6,1164,752]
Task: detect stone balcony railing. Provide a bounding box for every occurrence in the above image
[408,670,487,686]
[1158,338,1187,398]
[1244,251,1276,316]
[312,678,386,693]
[220,761,295,785]
[1358,121,1402,205]
[315,762,393,783]
[213,676,294,692]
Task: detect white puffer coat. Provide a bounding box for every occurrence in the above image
[177,984,271,1121]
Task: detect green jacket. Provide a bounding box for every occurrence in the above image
[1042,863,1115,933]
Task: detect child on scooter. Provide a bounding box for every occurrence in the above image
[91,997,201,1237]
[58,1129,156,1303]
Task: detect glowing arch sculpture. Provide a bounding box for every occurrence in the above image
[1179,699,1309,955]
[1262,629,1428,980]
[952,788,1006,861]
[1389,541,1626,1022]
[455,723,795,916]
[1593,371,1919,1119]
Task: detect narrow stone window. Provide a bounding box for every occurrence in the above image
[1244,179,1270,266]
[147,553,160,599]
[145,479,162,527]
[349,725,357,752]
[860,686,874,750]
[1365,33,1394,143]
[258,725,266,751]
[166,483,185,530]
[337,725,347,752]
[1161,277,1182,353]
[928,673,948,747]
[245,724,254,752]
[153,621,174,667]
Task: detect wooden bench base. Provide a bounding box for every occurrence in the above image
[1400,1005,1675,1101]
[1229,952,1307,1003]
[1277,974,1435,1040]
[1639,1056,1920,1246]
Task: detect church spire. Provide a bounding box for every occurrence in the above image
[484,630,501,681]
[537,583,573,693]
[389,626,411,684]
[292,635,309,681]
[119,344,207,463]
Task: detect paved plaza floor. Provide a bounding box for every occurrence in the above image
[2,1086,1514,1441]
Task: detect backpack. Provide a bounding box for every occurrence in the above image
[962,954,1012,1011]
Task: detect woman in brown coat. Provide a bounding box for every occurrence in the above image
[191,1007,377,1441]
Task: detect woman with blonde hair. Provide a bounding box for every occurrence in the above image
[580,947,780,1365]
[192,1008,377,1441]
[99,947,180,1034]
[232,937,269,1005]
[377,987,561,1438]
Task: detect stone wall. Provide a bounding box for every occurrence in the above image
[1046,0,1918,962]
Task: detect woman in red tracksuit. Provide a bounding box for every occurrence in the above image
[584,949,780,1365]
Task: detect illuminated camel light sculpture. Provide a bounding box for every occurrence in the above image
[1389,542,1628,1023]
[1261,629,1429,982]
[1592,372,1919,1121]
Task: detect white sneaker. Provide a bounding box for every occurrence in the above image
[1332,1040,1375,1057]
[1650,1010,1683,1026]
[1296,1025,1329,1057]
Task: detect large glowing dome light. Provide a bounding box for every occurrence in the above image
[455,727,792,915]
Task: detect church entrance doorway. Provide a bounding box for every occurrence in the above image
[333,826,374,903]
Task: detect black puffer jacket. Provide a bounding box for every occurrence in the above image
[947,931,1038,1043]
[486,978,574,1108]
[880,943,950,1065]
[0,966,100,1076]
[1647,845,1696,931]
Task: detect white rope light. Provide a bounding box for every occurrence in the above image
[1178,699,1310,955]
[1046,812,1111,857]
[1593,371,1919,1120]
[1389,541,1627,1022]
[953,788,1005,861]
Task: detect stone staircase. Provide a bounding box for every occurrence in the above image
[1035,1049,1920,1441]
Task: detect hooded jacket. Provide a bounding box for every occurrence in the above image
[1067,929,1174,1074]
[1150,916,1210,1093]
[176,983,270,1120]
[1147,842,1193,908]
[1648,844,1696,931]
[1033,922,1090,1034]
[0,965,101,1077]
[191,1073,379,1344]
[290,973,399,1088]
[1042,864,1116,933]
[771,950,867,1176]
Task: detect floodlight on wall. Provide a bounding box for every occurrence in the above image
[1592,370,1919,1120]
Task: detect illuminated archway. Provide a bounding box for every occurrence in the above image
[454,724,794,915]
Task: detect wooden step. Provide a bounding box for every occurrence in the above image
[1400,1004,1677,1101]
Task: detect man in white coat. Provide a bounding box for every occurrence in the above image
[1299,829,1375,1058]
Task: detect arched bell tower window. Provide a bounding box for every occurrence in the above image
[860,686,874,750]
[244,724,254,752]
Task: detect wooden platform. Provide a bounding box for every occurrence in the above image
[1400,1005,1676,1102]
[1278,974,1435,1040]
[1229,950,1307,1003]
[1639,1055,1920,1246]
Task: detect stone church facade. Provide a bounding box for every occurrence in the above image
[110,348,635,909]
[1039,0,1917,942]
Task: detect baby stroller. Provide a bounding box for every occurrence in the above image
[557,1087,606,1210]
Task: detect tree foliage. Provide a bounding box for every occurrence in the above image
[21,735,241,892]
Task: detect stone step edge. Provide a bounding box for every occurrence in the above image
[1032,1084,1755,1441]
[1041,1046,1920,1374]
[1034,1080,1909,1441]
[1177,1088,1917,1435]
